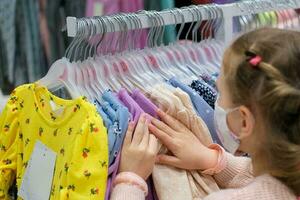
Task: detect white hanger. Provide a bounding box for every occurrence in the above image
[37,58,81,99]
[117,13,156,91]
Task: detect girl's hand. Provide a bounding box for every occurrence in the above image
[119,114,159,180]
[149,110,218,170]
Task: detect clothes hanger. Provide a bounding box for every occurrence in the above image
[195,10,220,73]
[131,12,165,87]
[130,11,159,77]
[79,18,100,101]
[119,13,155,91]
[90,16,112,94]
[157,8,197,81]
[169,8,192,65]
[161,7,204,82]
[96,16,123,92]
[199,6,219,70]
[62,19,90,99]
[201,5,222,69]
[122,13,154,91]
[210,4,225,61]
[131,11,163,83]
[151,10,190,82]
[187,5,210,72]
[181,6,206,76]
[85,17,107,98]
[205,4,224,68]
[110,14,136,91]
[171,7,208,79]
[148,11,178,80]
[192,5,217,75]
[69,20,94,100]
[122,13,160,92]
[140,11,172,80]
[82,18,108,102]
[37,20,87,99]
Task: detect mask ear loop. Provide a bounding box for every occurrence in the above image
[215,94,240,113]
[216,93,256,145]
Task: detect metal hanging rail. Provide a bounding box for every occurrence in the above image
[66,6,214,37]
[66,0,300,44]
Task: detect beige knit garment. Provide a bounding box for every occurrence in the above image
[111,152,297,200]
[146,84,219,200]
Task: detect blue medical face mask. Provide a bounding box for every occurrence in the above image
[214,95,241,154]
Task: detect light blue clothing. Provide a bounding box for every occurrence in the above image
[94,100,115,165]
[102,90,130,161]
[168,77,221,144]
[96,90,130,200]
[102,90,123,110]
[95,102,113,128]
[103,101,117,121]
[94,91,130,166]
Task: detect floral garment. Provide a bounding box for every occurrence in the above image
[0,83,108,200]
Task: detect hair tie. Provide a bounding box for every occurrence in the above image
[249,56,262,67]
[245,51,262,68]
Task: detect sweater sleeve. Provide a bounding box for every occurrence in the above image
[110,184,145,200]
[110,172,147,200]
[213,152,254,189]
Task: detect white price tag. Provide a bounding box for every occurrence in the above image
[18,141,57,200]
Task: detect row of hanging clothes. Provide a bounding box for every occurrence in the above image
[40,6,224,200]
[234,7,300,34]
[0,1,300,200]
[0,0,239,95]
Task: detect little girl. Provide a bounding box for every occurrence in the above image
[110,28,300,200]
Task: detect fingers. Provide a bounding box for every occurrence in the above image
[139,118,150,147]
[148,134,159,154]
[156,109,185,132]
[123,122,134,146]
[149,124,175,151]
[156,154,181,168]
[151,117,175,136]
[131,114,146,145]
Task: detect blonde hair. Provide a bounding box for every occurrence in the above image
[223,28,300,195]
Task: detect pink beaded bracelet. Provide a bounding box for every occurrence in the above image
[113,172,148,196]
[202,144,227,175]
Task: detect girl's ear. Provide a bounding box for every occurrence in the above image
[238,106,255,139]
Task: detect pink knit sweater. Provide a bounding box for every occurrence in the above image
[110,153,297,200]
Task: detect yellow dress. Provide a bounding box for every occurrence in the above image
[0,83,108,200]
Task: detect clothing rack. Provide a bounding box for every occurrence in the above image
[66,0,300,45]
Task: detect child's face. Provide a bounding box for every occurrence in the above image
[216,66,257,155]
